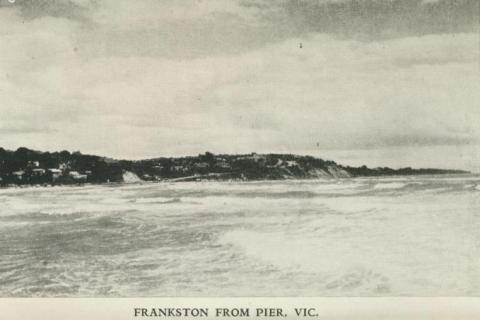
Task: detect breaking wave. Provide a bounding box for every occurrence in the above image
[0,173,479,296]
[373,182,407,190]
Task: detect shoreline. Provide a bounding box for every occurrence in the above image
[0,172,475,190]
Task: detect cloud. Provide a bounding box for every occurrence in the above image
[1,13,478,156]
[0,121,57,134]
[2,0,477,60]
[0,1,478,170]
[245,0,479,39]
[0,0,91,21]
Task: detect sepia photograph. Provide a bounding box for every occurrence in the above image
[0,0,479,305]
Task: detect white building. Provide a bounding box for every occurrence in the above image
[48,168,62,179]
[194,162,209,169]
[32,168,46,176]
[12,171,25,180]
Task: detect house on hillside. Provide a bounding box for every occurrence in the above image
[12,171,25,181]
[249,153,266,165]
[215,160,231,169]
[286,161,298,168]
[27,161,40,168]
[48,168,62,179]
[142,174,153,181]
[268,159,283,168]
[32,168,46,177]
[69,171,87,182]
[194,162,209,169]
[172,165,187,173]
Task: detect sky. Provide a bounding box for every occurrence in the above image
[0,0,479,171]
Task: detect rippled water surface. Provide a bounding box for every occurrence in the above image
[1,175,480,296]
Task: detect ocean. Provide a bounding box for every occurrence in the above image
[1,174,479,297]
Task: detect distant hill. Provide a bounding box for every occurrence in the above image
[0,147,469,186]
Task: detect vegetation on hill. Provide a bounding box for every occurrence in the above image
[0,147,123,185]
[0,147,468,187]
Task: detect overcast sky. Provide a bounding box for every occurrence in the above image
[0,0,479,171]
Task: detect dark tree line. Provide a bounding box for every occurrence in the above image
[0,147,123,185]
[0,147,468,186]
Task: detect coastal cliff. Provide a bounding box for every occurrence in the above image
[0,147,468,186]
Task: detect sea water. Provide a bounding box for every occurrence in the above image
[0,174,479,296]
